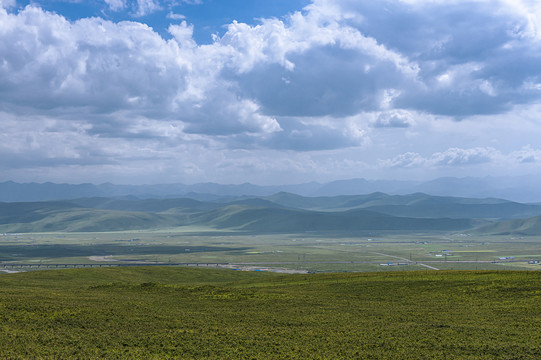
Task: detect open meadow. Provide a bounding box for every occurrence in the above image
[2,229,541,273]
[1,267,541,359]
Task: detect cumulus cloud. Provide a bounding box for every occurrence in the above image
[0,1,408,148]
[103,0,126,12]
[2,0,541,183]
[0,0,14,8]
[322,0,541,117]
[133,0,162,17]
[222,14,419,118]
[167,11,186,20]
[373,110,414,128]
[0,8,185,114]
[382,152,427,168]
[430,147,498,166]
[0,111,111,171]
[2,1,540,141]
[382,147,502,168]
[215,0,541,121]
[0,6,282,141]
[510,145,541,163]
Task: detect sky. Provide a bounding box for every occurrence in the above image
[1,0,541,185]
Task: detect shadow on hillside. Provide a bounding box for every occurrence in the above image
[0,244,248,261]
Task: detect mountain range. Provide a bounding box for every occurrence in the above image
[2,175,541,203]
[2,191,541,234]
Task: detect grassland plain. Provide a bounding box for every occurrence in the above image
[2,231,541,272]
[1,267,541,359]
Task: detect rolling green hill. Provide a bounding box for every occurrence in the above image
[0,202,184,232]
[3,191,541,233]
[185,205,475,232]
[0,199,476,233]
[0,201,77,224]
[474,214,541,235]
[361,202,541,219]
[1,267,540,359]
[265,192,541,219]
[0,209,184,233]
[69,197,221,214]
[70,196,285,214]
[71,192,541,221]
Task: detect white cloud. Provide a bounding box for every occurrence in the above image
[325,0,541,117]
[3,1,539,141]
[133,0,162,17]
[373,110,414,128]
[382,147,507,169]
[222,20,419,118]
[500,0,541,41]
[430,147,499,166]
[2,0,541,183]
[167,11,186,20]
[0,0,14,9]
[103,0,126,12]
[0,8,187,115]
[168,21,196,48]
[510,145,541,163]
[382,152,426,168]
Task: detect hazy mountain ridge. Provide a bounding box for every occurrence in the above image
[2,175,541,203]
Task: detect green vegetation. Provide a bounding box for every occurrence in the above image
[2,231,541,272]
[1,193,541,358]
[474,215,541,236]
[0,198,477,233]
[1,267,541,359]
[5,191,541,234]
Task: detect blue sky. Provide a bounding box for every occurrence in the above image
[14,0,310,42]
[1,0,541,185]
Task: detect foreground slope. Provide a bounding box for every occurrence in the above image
[1,267,540,359]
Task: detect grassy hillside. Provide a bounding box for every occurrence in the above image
[362,202,541,219]
[184,205,475,232]
[3,191,541,233]
[1,267,540,359]
[0,200,477,233]
[0,207,184,232]
[266,192,541,219]
[64,192,541,220]
[69,197,222,213]
[0,201,76,224]
[474,215,541,235]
